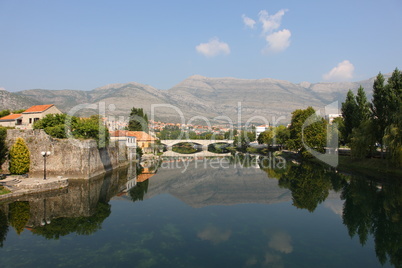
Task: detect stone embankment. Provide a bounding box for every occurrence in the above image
[0,129,134,200]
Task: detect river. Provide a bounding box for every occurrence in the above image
[0,156,400,267]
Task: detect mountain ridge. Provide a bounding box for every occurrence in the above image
[2,74,390,124]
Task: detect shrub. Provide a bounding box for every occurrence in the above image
[9,137,30,175]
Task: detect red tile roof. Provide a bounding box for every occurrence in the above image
[0,113,22,121]
[23,104,54,113]
[109,130,156,141]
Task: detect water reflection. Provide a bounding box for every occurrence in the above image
[0,156,400,267]
[260,157,402,268]
[0,165,129,242]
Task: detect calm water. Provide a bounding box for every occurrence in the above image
[0,156,400,268]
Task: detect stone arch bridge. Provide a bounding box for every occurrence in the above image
[160,139,234,151]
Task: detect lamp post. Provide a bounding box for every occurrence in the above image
[41,151,51,180]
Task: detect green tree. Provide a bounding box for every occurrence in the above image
[275,125,290,147]
[371,73,388,156]
[332,117,345,146]
[341,90,359,144]
[356,86,370,122]
[72,116,109,148]
[257,128,274,145]
[350,120,376,159]
[9,137,30,175]
[0,127,7,169]
[287,107,327,157]
[8,201,30,235]
[128,107,149,133]
[0,110,10,118]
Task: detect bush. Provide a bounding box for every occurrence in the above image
[9,137,30,175]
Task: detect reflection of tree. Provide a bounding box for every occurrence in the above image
[0,210,9,247]
[277,162,334,212]
[129,180,149,202]
[31,202,111,239]
[8,201,30,235]
[342,178,402,267]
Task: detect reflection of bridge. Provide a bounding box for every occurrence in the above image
[160,139,234,150]
[162,151,231,157]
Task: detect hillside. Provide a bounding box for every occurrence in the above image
[0,89,40,111]
[13,74,387,124]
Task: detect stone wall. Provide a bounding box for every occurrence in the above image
[3,129,129,178]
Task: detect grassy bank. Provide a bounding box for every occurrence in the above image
[337,155,402,179]
[0,186,11,195]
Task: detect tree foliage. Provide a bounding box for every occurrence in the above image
[9,137,30,175]
[0,127,7,169]
[128,107,149,133]
[287,106,327,157]
[8,201,30,235]
[34,114,109,148]
[341,90,359,144]
[257,128,274,145]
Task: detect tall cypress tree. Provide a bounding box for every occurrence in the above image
[128,107,149,133]
[371,73,389,156]
[355,86,370,122]
[341,90,358,144]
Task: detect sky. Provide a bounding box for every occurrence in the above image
[0,0,401,92]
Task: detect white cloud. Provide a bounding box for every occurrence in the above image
[323,60,355,81]
[263,29,291,53]
[259,9,288,34]
[195,38,231,58]
[268,231,293,254]
[197,225,232,244]
[242,14,256,29]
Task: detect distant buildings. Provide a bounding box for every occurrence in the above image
[109,130,156,153]
[325,113,342,124]
[0,104,62,129]
[255,124,270,139]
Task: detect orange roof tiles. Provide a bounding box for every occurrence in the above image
[23,104,54,113]
[0,113,22,121]
[109,130,156,141]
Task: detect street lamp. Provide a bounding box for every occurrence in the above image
[41,151,51,180]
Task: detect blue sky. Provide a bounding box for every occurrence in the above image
[0,0,401,91]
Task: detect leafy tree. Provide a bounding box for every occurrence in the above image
[71,116,109,148]
[128,107,149,133]
[257,128,274,145]
[350,120,376,159]
[12,109,26,114]
[332,117,345,146]
[371,73,388,156]
[275,125,290,147]
[8,201,30,235]
[341,90,359,144]
[0,110,10,118]
[234,131,254,151]
[287,107,327,157]
[0,127,7,169]
[356,86,370,121]
[9,137,30,175]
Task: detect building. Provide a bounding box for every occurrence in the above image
[255,124,270,139]
[109,130,156,154]
[0,104,62,128]
[325,114,342,124]
[0,113,23,127]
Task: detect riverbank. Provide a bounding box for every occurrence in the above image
[337,155,402,179]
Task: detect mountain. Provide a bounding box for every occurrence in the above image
[13,74,387,124]
[0,89,40,111]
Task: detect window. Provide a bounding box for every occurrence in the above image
[29,118,32,124]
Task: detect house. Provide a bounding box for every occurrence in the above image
[0,113,23,127]
[22,104,62,127]
[255,124,270,139]
[110,130,156,153]
[0,104,62,128]
[109,130,137,148]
